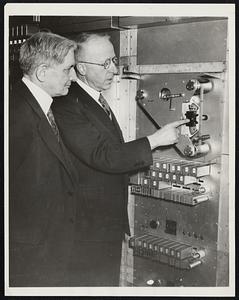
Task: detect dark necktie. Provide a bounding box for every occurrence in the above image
[98,94,111,119]
[47,108,60,142]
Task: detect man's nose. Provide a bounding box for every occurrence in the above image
[69,67,77,81]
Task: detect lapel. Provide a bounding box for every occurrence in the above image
[110,110,125,143]
[72,83,124,143]
[20,81,76,186]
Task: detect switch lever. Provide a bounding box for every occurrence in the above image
[160,88,185,111]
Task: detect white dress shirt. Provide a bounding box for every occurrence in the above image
[76,79,102,107]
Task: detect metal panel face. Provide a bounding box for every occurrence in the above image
[129,71,228,286]
[136,73,224,160]
[137,20,227,65]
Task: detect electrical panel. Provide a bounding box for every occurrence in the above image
[126,19,229,287]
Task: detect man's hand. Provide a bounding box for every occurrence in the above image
[148,119,190,150]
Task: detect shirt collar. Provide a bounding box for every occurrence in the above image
[76,78,101,102]
[22,77,53,116]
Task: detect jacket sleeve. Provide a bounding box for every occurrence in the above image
[53,98,153,174]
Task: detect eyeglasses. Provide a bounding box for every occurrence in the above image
[78,56,118,70]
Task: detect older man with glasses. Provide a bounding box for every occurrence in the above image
[52,32,188,286]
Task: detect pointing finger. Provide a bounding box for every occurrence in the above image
[169,119,190,128]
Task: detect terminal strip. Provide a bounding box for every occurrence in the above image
[129,234,205,270]
[130,157,212,206]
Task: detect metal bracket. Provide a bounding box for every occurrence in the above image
[111,17,129,30]
[122,65,141,80]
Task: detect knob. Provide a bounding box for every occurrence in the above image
[146,279,163,286]
[186,78,212,93]
[196,143,210,155]
[136,89,145,101]
[186,79,200,91]
[183,145,195,156]
[146,279,155,286]
[159,88,172,101]
[149,220,159,229]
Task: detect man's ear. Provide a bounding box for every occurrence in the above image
[76,63,86,76]
[35,64,48,82]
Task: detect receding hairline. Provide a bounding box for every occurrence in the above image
[76,33,110,44]
[75,33,112,59]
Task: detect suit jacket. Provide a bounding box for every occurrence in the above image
[52,82,153,242]
[9,81,79,285]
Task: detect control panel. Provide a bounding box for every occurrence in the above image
[128,70,228,287]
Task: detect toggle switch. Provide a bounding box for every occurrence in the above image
[159,88,185,110]
[185,110,198,127]
[189,260,202,269]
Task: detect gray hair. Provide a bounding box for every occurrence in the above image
[73,32,111,61]
[19,32,76,75]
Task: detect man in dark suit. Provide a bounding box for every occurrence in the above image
[52,33,188,286]
[9,32,78,286]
